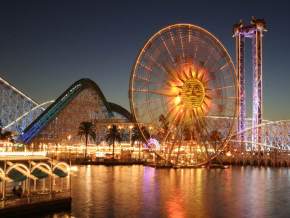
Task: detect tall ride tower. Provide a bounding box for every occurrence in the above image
[233,17,267,150]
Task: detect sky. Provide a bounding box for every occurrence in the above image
[0,0,289,121]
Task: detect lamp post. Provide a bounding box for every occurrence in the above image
[107,125,111,154]
[149,126,153,135]
[118,125,123,157]
[67,135,71,162]
[129,125,133,146]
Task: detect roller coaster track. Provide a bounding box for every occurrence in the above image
[3,100,54,130]
[19,78,114,144]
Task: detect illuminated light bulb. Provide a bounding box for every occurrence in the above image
[226,151,232,157]
[174,96,181,105]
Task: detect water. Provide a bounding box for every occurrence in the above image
[47,165,290,218]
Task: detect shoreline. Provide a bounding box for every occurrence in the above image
[71,159,290,168]
[0,196,71,217]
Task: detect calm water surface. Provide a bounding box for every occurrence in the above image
[48,165,290,218]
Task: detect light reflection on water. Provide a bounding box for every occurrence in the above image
[46,166,290,218]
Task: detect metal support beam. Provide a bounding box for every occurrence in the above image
[233,17,266,151]
[235,32,246,150]
[252,29,263,150]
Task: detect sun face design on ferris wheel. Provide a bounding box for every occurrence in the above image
[129,24,237,166]
[165,63,212,124]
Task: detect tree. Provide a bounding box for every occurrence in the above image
[157,114,169,140]
[106,125,122,159]
[0,124,13,141]
[0,130,12,141]
[141,126,151,141]
[159,114,169,131]
[0,124,13,151]
[78,121,96,159]
[131,126,144,160]
[210,130,222,153]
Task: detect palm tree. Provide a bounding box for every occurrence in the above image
[141,126,150,140]
[0,125,13,140]
[131,126,144,160]
[0,129,12,141]
[106,125,122,159]
[0,126,13,151]
[210,130,222,153]
[78,121,96,159]
[208,130,224,167]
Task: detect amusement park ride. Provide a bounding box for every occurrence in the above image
[129,23,237,166]
[233,17,267,151]
[0,17,290,167]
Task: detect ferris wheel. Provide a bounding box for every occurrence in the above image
[129,24,237,166]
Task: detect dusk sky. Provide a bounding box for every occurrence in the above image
[0,0,289,121]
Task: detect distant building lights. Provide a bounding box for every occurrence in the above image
[0,152,47,156]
